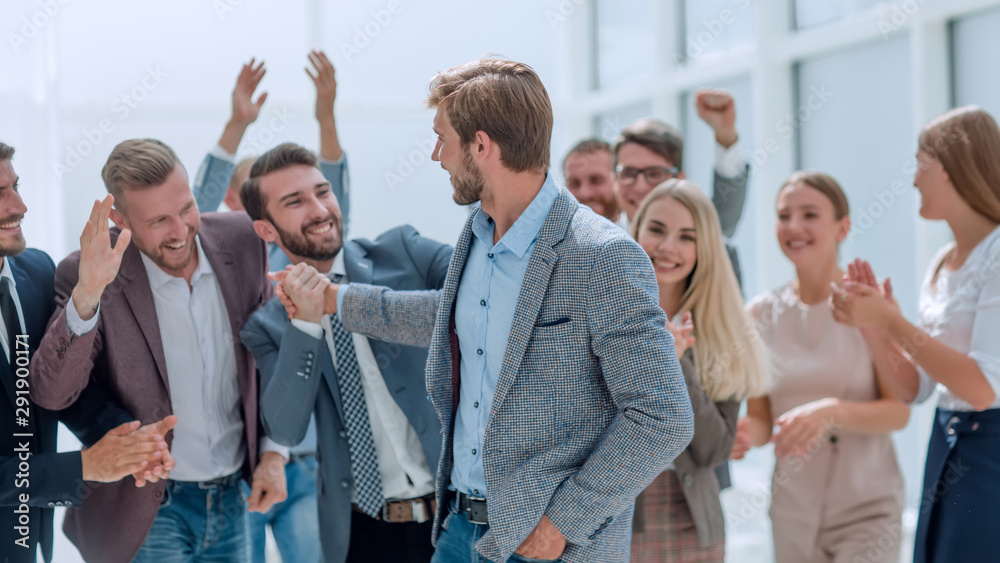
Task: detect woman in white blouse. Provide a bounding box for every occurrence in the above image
[832,105,1000,563]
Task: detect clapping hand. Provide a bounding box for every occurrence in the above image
[666,311,696,359]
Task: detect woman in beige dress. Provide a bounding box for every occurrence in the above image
[731,171,909,563]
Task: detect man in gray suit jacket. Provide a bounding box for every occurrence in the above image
[280,59,695,563]
[238,143,453,563]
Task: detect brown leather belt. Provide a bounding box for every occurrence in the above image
[352,495,437,523]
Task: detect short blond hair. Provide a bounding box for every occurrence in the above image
[426,58,552,173]
[102,139,180,209]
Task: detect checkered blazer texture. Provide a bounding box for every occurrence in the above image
[342,189,694,563]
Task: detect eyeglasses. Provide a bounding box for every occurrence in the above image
[615,165,680,186]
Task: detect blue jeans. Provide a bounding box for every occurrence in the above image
[132,473,249,563]
[431,498,562,563]
[245,455,321,563]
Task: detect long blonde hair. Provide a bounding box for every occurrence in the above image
[631,179,769,401]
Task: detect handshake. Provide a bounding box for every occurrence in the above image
[268,263,341,323]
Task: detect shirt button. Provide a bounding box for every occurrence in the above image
[480,299,486,306]
[474,402,479,408]
[487,252,494,259]
[339,430,348,439]
[477,349,483,355]
[473,489,480,495]
[340,479,351,489]
[472,448,477,455]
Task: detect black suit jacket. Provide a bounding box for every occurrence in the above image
[0,249,131,563]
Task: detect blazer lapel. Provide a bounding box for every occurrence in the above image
[439,209,476,414]
[343,243,373,286]
[118,243,171,396]
[199,231,249,397]
[488,192,574,418]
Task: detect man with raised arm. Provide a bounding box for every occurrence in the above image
[29,139,288,563]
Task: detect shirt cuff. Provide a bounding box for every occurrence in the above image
[260,437,289,461]
[336,283,349,323]
[290,318,324,339]
[209,144,237,163]
[714,139,747,179]
[65,295,99,336]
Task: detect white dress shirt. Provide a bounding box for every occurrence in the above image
[0,258,26,363]
[291,255,435,501]
[66,236,287,481]
[915,225,1000,411]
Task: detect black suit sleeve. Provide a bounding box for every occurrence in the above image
[57,380,135,448]
[0,450,84,508]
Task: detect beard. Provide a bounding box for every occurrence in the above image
[139,226,198,276]
[273,212,344,262]
[451,147,486,206]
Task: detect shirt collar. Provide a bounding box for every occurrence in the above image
[140,235,213,289]
[0,257,15,290]
[327,252,346,280]
[471,173,559,258]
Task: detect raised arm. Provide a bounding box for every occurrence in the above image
[193,59,267,212]
[308,50,352,237]
[696,88,748,238]
[31,196,129,410]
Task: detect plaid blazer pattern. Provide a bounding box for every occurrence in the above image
[342,189,694,563]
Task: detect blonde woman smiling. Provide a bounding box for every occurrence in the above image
[629,179,768,562]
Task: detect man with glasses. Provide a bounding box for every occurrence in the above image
[611,89,747,238]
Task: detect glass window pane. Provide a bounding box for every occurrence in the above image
[595,0,654,89]
[952,6,1000,117]
[794,0,883,29]
[592,100,655,142]
[798,37,925,517]
[682,0,755,63]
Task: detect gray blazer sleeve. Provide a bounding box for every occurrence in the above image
[340,284,441,348]
[240,305,326,447]
[712,165,749,238]
[676,351,740,468]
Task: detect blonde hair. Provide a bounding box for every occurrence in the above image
[919,105,1000,223]
[102,139,180,210]
[425,57,552,173]
[631,179,769,401]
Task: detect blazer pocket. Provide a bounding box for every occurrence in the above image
[534,317,571,328]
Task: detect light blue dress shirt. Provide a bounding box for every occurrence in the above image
[450,174,559,497]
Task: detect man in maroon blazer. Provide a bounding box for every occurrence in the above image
[29,138,288,563]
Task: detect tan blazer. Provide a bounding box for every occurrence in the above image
[634,351,740,546]
[29,212,273,563]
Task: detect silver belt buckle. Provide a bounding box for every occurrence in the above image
[412,499,428,523]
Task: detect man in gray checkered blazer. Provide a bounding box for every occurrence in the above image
[279,58,694,563]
